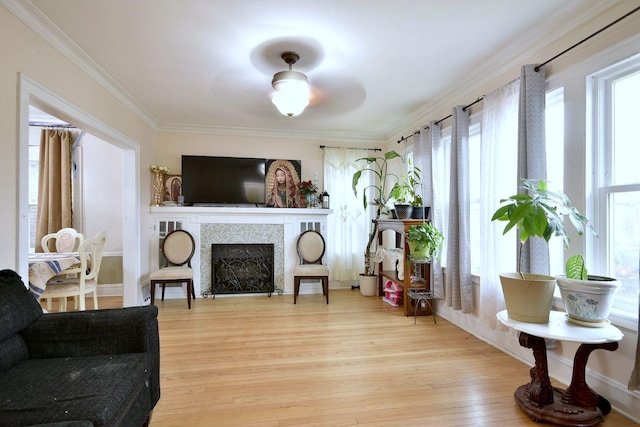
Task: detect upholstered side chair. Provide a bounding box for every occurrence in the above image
[150,229,196,309]
[293,230,329,304]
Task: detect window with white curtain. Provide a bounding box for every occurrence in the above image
[588,54,640,316]
[545,87,565,277]
[468,122,481,275]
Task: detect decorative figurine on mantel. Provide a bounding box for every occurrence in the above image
[150,165,169,206]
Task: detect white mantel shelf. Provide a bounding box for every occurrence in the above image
[149,206,332,297]
[150,206,331,215]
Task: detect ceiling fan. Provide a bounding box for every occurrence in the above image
[271,52,311,117]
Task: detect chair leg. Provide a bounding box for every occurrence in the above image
[93,290,99,310]
[150,282,155,305]
[187,280,192,309]
[161,283,166,301]
[294,277,300,304]
[324,278,329,304]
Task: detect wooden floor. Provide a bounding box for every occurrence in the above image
[51,291,638,426]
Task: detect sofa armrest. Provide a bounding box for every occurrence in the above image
[22,305,159,359]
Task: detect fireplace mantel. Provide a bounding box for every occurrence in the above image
[149,207,331,298]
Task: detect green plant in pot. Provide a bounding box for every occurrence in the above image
[405,222,443,262]
[389,163,423,220]
[352,150,404,295]
[491,179,595,323]
[557,254,621,326]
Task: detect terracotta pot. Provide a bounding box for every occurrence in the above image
[499,273,557,324]
[556,275,620,325]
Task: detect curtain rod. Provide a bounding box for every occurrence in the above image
[319,145,381,151]
[397,96,484,143]
[535,5,640,72]
[29,121,75,128]
[396,6,640,145]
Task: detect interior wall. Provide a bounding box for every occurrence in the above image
[156,131,379,191]
[0,6,156,304]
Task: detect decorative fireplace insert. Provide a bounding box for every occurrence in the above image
[211,243,275,296]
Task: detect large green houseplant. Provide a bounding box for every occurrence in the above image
[491,179,596,323]
[352,150,404,294]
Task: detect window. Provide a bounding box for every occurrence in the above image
[545,87,565,276]
[468,122,481,275]
[589,55,640,315]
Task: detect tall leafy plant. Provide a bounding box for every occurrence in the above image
[352,150,403,276]
[491,179,596,278]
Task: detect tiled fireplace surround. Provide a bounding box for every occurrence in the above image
[150,207,331,298]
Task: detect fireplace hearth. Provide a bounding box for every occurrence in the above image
[211,243,275,296]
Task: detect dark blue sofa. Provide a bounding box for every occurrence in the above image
[0,269,160,426]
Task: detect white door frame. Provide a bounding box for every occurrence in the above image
[17,74,141,306]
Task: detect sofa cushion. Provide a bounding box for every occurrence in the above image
[0,269,43,342]
[0,353,151,426]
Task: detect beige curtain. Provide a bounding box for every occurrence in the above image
[35,128,73,252]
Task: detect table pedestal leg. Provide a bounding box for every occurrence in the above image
[514,332,617,426]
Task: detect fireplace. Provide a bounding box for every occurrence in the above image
[211,243,275,295]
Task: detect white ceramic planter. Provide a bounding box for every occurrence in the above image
[358,274,378,297]
[556,275,620,325]
[499,273,557,324]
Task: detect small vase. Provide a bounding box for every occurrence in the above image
[151,171,164,206]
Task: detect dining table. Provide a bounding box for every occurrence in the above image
[27,252,81,299]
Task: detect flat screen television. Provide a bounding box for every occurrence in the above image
[181,156,266,205]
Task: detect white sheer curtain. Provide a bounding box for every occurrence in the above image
[517,64,549,275]
[479,79,519,327]
[445,106,473,313]
[414,125,445,298]
[323,147,371,280]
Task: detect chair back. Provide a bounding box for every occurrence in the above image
[162,230,195,267]
[79,231,107,283]
[42,228,84,253]
[296,230,325,265]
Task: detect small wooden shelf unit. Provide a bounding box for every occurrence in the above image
[375,219,432,317]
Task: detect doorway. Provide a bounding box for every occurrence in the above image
[18,74,141,306]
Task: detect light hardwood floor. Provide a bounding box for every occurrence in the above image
[52,291,638,426]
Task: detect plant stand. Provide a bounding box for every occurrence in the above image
[408,260,435,324]
[497,310,623,426]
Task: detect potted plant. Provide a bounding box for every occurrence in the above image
[491,179,595,323]
[556,254,621,326]
[405,222,443,262]
[352,150,404,295]
[389,163,422,219]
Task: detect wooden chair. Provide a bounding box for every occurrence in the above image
[150,229,196,309]
[41,228,84,253]
[293,230,329,304]
[40,231,106,311]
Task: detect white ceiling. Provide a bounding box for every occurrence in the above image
[12,0,616,141]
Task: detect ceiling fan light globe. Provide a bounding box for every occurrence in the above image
[271,78,310,117]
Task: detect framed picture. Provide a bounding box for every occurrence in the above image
[265,159,301,208]
[164,175,182,202]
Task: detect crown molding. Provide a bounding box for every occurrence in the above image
[386,0,626,140]
[158,122,387,144]
[2,0,159,130]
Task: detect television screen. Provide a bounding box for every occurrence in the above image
[181,156,266,205]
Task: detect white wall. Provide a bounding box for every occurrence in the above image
[81,133,123,253]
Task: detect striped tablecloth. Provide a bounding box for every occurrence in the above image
[28,253,81,299]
